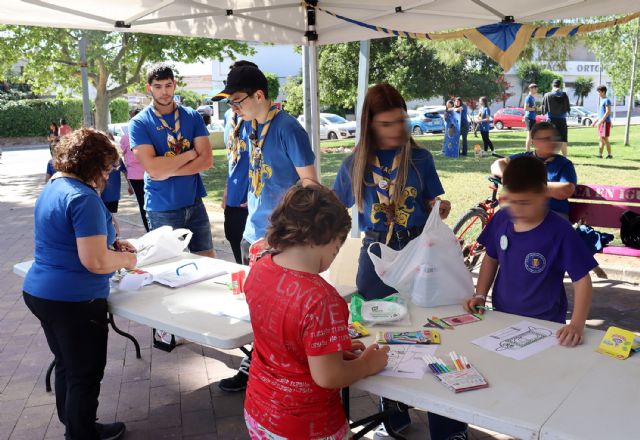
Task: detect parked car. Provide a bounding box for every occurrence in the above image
[297,113,356,140]
[107,122,129,146]
[568,106,597,126]
[197,104,214,116]
[492,107,544,130]
[407,109,445,135]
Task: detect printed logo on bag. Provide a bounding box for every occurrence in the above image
[524,253,546,274]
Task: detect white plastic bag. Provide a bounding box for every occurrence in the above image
[128,226,193,267]
[367,201,474,308]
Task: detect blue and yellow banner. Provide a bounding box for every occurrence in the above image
[311,4,640,71]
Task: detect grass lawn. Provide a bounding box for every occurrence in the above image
[202,124,640,227]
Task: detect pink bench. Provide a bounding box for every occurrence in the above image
[569,184,640,258]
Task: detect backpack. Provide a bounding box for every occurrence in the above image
[620,211,640,249]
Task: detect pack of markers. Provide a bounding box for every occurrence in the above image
[423,352,489,393]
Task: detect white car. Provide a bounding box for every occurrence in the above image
[298,113,356,140]
[107,122,129,146]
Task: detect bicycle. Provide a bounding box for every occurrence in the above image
[452,154,504,270]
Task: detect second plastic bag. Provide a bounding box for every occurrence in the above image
[367,201,474,308]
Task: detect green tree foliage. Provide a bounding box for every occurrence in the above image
[0,98,83,137]
[584,17,640,98]
[282,75,303,116]
[516,61,544,104]
[0,26,251,131]
[175,89,203,109]
[264,72,280,101]
[109,97,129,123]
[573,76,594,105]
[538,69,564,94]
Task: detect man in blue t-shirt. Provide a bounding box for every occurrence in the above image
[491,122,577,219]
[220,60,258,264]
[129,64,214,257]
[212,65,317,393]
[524,83,538,152]
[593,85,613,159]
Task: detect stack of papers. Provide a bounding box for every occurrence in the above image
[118,258,228,290]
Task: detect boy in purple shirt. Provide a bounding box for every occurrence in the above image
[465,156,597,346]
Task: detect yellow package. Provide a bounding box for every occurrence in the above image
[596,326,635,360]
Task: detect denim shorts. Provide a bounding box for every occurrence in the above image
[146,198,213,253]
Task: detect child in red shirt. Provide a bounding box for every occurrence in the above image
[243,183,390,440]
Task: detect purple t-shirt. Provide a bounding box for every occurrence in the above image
[478,209,597,323]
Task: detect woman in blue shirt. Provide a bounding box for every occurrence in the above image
[454,97,469,156]
[477,96,494,152]
[23,129,136,440]
[333,84,464,439]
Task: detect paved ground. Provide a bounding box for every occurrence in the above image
[1,147,639,440]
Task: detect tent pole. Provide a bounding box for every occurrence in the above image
[351,39,370,238]
[305,1,321,176]
[302,46,312,136]
[624,17,639,147]
[79,33,92,127]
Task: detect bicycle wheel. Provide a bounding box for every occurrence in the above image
[453,207,489,271]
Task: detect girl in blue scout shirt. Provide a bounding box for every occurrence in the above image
[477,96,494,152]
[334,84,462,439]
[23,129,136,440]
[454,97,469,156]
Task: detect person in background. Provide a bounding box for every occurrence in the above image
[524,83,538,152]
[454,97,469,156]
[119,110,149,231]
[477,96,494,152]
[221,60,258,264]
[59,118,72,137]
[541,78,570,156]
[23,128,136,440]
[47,121,59,150]
[592,85,613,159]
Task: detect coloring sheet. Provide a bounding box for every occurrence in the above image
[471,320,558,360]
[379,345,438,379]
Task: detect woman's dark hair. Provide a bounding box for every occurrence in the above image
[53,128,120,191]
[503,156,547,194]
[59,118,67,125]
[266,182,351,251]
[147,63,175,84]
[479,96,488,107]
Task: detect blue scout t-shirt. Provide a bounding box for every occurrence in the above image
[333,147,445,232]
[459,105,469,129]
[129,105,208,212]
[510,152,577,215]
[238,111,316,243]
[46,160,55,176]
[477,209,597,323]
[599,98,612,123]
[525,95,537,120]
[23,177,116,301]
[101,162,124,203]
[224,109,249,208]
[479,107,491,132]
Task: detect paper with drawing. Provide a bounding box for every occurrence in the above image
[472,320,558,360]
[379,345,439,379]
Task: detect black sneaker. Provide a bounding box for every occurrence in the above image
[218,356,250,392]
[606,155,613,159]
[96,422,126,440]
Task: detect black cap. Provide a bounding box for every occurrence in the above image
[212,66,268,101]
[552,79,562,88]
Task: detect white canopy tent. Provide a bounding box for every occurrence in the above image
[2,0,640,161]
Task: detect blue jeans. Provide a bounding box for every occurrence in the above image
[146,198,213,253]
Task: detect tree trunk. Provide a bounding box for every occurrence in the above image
[625,17,640,147]
[94,91,110,132]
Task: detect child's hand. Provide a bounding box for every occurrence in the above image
[361,343,390,376]
[556,323,584,347]
[343,340,366,360]
[464,296,486,315]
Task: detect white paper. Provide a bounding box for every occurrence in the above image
[378,345,439,379]
[472,320,558,360]
[118,272,154,291]
[147,258,227,288]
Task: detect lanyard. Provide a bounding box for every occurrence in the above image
[227,113,246,166]
[151,104,190,156]
[249,105,280,196]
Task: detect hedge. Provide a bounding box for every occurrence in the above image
[109,98,129,124]
[0,98,84,137]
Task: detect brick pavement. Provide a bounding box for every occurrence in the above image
[3,147,639,440]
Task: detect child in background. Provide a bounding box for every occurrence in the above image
[592,85,613,159]
[465,156,597,346]
[243,183,389,440]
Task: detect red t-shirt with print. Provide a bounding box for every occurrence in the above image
[244,254,352,439]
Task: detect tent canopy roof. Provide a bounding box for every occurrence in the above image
[3,0,640,45]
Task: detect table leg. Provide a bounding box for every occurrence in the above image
[108,313,141,358]
[239,346,252,357]
[45,359,55,392]
[347,397,411,440]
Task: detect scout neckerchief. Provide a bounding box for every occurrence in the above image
[370,149,402,244]
[151,103,191,156]
[227,113,246,165]
[249,105,280,194]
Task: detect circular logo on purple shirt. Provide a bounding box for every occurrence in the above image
[524,253,546,274]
